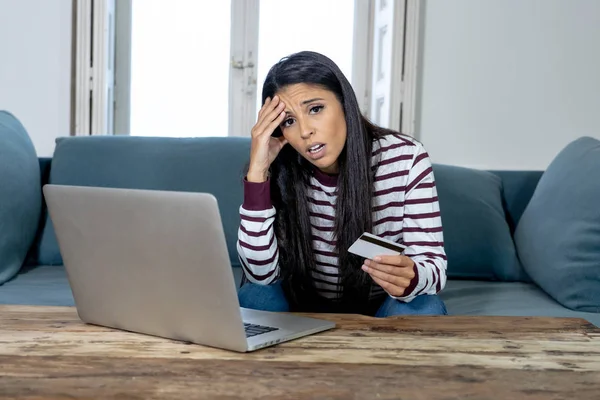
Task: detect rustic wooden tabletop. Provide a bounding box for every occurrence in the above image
[1,305,599,399]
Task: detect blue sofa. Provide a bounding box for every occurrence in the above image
[1,111,599,326]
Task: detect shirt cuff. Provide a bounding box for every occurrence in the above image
[243,177,273,211]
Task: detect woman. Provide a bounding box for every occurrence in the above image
[236,51,447,317]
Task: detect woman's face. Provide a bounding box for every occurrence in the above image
[276,83,347,174]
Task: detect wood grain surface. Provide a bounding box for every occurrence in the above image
[1,305,599,399]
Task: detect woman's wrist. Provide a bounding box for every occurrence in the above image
[247,168,268,183]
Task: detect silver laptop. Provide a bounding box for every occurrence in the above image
[43,184,335,352]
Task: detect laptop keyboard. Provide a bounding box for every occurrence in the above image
[244,322,279,338]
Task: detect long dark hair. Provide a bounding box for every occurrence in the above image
[261,51,395,312]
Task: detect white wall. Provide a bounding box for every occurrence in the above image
[0,0,72,157]
[417,0,600,170]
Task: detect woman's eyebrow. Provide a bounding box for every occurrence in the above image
[301,98,324,105]
[285,98,326,115]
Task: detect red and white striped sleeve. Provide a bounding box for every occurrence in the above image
[394,144,447,302]
[236,179,280,285]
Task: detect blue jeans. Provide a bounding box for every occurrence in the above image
[238,282,447,317]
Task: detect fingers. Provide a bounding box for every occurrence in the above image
[258,96,278,120]
[373,255,413,268]
[362,263,412,288]
[261,100,285,131]
[369,275,408,297]
[363,258,415,279]
[254,96,286,138]
[264,110,287,137]
[258,97,272,119]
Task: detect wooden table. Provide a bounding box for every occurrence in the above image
[1,306,599,399]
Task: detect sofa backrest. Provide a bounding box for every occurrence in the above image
[29,135,542,283]
[32,136,250,270]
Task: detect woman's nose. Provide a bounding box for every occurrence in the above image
[299,121,313,139]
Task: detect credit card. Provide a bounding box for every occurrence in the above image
[348,232,406,260]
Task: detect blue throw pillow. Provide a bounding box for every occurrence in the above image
[515,136,600,312]
[0,111,42,285]
[433,164,525,281]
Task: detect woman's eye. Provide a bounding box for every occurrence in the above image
[310,105,324,114]
[283,118,295,127]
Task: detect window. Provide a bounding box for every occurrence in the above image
[255,0,355,116]
[75,0,423,138]
[124,0,358,138]
[129,0,232,137]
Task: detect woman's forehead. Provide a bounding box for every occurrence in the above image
[276,84,336,102]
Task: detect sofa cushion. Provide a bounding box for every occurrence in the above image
[0,111,42,285]
[0,265,74,306]
[433,164,525,281]
[36,136,251,270]
[440,280,600,327]
[515,136,600,312]
[0,264,245,307]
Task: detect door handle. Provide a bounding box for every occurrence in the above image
[231,58,255,69]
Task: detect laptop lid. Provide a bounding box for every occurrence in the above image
[43,184,249,352]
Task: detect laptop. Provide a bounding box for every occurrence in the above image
[43,184,335,352]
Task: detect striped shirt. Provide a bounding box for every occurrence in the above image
[237,134,447,303]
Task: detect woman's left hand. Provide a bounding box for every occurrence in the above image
[361,255,416,297]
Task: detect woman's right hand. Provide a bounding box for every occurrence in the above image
[247,95,289,183]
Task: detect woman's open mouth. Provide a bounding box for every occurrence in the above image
[307,143,326,159]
